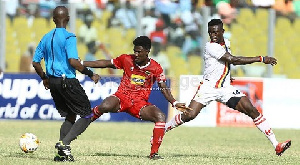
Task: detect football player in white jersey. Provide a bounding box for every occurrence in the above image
[165,19,291,156]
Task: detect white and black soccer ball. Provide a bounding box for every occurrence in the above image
[19,133,40,153]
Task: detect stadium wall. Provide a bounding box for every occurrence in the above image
[0,73,169,122]
[179,75,300,129]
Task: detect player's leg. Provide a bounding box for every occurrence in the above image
[49,78,78,161]
[165,100,204,133]
[233,96,291,156]
[59,113,76,141]
[140,105,166,159]
[91,95,120,121]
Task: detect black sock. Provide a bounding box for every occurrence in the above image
[59,120,74,141]
[62,118,92,145]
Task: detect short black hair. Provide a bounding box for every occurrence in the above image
[208,19,223,27]
[133,36,151,50]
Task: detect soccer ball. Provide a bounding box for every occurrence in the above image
[19,133,40,153]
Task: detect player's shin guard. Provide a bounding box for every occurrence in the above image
[165,114,184,133]
[91,105,103,121]
[254,114,278,148]
[150,122,165,155]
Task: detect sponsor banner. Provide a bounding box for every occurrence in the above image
[179,75,300,128]
[216,78,263,127]
[0,73,169,122]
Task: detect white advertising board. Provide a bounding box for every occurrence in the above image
[178,75,300,129]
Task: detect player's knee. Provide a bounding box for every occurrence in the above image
[66,114,76,123]
[183,112,196,122]
[155,112,166,122]
[247,107,260,119]
[99,102,113,113]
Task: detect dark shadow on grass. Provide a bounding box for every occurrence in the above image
[5,152,50,161]
[92,152,146,158]
[170,153,262,161]
[89,152,264,161]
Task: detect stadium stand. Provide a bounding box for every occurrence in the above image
[3,6,300,79]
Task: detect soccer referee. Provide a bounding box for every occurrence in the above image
[32,6,100,162]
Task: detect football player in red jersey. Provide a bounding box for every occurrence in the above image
[82,36,191,159]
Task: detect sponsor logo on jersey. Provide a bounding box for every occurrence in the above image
[130,74,145,85]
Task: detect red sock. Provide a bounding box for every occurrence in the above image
[150,122,165,155]
[92,106,103,121]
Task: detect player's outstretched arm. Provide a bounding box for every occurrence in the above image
[83,60,116,68]
[158,82,193,114]
[220,52,277,66]
[69,58,100,83]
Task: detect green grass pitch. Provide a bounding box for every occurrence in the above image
[0,120,299,165]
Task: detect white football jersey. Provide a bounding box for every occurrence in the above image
[203,38,231,88]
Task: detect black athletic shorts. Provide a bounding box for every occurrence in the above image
[48,77,92,118]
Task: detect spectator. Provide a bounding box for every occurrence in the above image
[181,31,201,61]
[168,17,185,47]
[115,0,137,30]
[5,0,19,26]
[107,7,122,29]
[78,12,98,46]
[141,8,158,36]
[85,41,115,75]
[251,0,275,9]
[154,0,179,27]
[20,42,36,73]
[216,1,237,26]
[273,0,296,22]
[151,42,171,75]
[180,6,202,60]
[294,0,300,17]
[39,0,56,25]
[150,19,167,51]
[21,0,39,27]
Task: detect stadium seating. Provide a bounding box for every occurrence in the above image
[4,8,300,78]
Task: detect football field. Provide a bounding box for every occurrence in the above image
[0,120,299,165]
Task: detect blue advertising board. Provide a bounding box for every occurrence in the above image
[0,73,170,122]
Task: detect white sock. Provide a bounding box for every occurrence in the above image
[254,114,278,148]
[165,114,184,133]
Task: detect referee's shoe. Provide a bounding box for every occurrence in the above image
[54,141,74,161]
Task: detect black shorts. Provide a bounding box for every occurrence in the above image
[49,77,92,118]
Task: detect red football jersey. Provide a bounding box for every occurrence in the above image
[112,54,166,100]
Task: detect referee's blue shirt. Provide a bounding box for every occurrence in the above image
[33,28,78,78]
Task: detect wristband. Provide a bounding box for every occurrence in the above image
[172,101,178,107]
[80,60,84,65]
[82,67,94,77]
[259,56,264,63]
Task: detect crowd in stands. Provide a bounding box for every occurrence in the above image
[4,0,300,76]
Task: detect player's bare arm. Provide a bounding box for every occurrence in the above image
[158,82,192,113]
[83,59,116,68]
[32,61,49,89]
[69,58,100,84]
[220,52,277,66]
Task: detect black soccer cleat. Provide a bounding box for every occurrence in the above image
[149,153,164,160]
[54,141,74,161]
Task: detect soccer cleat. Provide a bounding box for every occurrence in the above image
[54,141,74,161]
[91,106,100,121]
[149,153,164,160]
[275,140,291,156]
